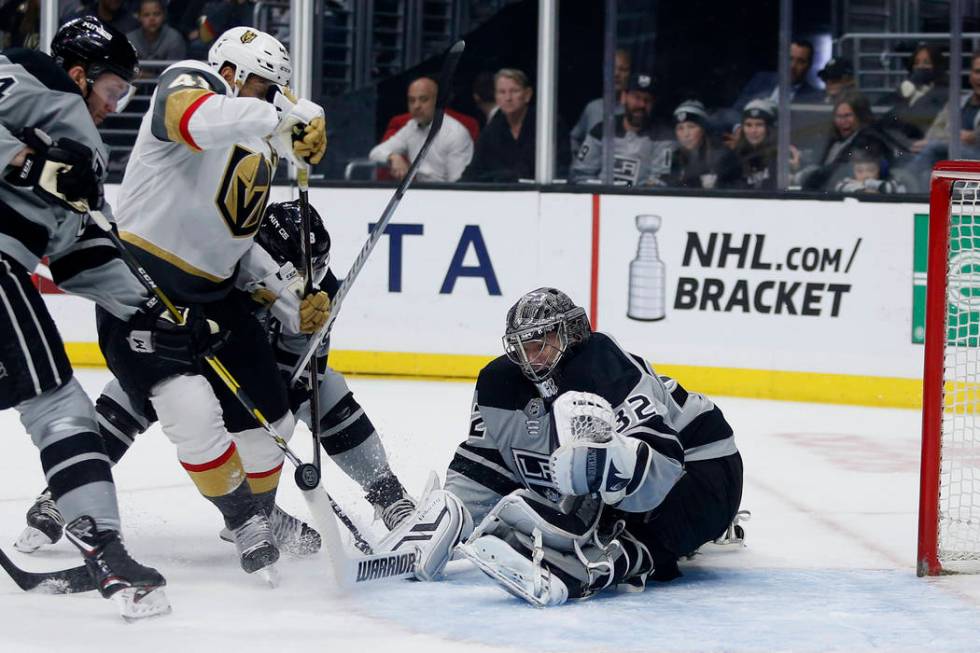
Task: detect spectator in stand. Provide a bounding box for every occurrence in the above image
[716,39,822,147]
[665,99,739,189]
[732,39,822,110]
[569,71,672,186]
[798,91,889,191]
[878,44,948,161]
[816,58,856,105]
[66,0,139,34]
[127,0,186,61]
[569,48,631,154]
[834,146,906,194]
[471,71,498,127]
[369,76,474,182]
[0,0,38,49]
[732,99,801,190]
[185,0,252,58]
[461,68,569,183]
[907,51,980,190]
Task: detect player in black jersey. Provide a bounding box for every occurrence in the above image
[443,287,744,606]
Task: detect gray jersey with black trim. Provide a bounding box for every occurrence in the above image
[0,48,145,319]
[569,121,674,187]
[446,332,737,524]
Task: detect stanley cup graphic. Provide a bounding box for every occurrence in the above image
[627,214,666,321]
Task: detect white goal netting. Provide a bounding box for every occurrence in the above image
[939,179,980,568]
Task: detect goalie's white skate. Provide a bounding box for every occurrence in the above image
[113,586,173,622]
[459,533,569,608]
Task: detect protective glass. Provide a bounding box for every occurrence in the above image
[91,72,136,113]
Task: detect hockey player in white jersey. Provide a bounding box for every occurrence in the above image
[420,288,744,606]
[0,17,170,619]
[17,201,418,555]
[94,27,329,579]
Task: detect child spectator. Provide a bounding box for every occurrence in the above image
[834,147,905,194]
[127,0,187,61]
[665,99,739,189]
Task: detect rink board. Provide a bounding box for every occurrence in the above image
[48,186,928,407]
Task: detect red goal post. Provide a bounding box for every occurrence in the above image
[919,160,980,576]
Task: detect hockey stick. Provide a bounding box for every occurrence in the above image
[289,39,466,384]
[296,165,323,477]
[0,545,95,593]
[83,209,358,585]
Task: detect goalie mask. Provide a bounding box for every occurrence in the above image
[503,288,591,382]
[258,201,331,285]
[208,27,291,96]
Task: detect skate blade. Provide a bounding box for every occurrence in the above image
[256,564,280,588]
[113,587,172,622]
[14,526,55,553]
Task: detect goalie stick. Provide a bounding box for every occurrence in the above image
[289,39,466,384]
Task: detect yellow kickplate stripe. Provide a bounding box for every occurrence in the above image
[64,343,923,408]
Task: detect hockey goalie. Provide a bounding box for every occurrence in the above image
[379,287,745,606]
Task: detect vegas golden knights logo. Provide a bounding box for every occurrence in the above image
[215,145,271,237]
[240,30,258,44]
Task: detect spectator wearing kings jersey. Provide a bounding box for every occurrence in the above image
[369,76,474,182]
[569,71,673,186]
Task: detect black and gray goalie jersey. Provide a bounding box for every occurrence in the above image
[0,48,144,318]
[445,332,737,524]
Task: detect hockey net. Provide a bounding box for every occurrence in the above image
[919,161,980,575]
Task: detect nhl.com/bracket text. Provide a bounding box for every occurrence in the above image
[673,232,861,317]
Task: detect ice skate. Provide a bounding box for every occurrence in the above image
[232,513,280,585]
[220,505,320,557]
[64,516,170,620]
[14,489,64,553]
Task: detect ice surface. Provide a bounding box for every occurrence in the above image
[1,370,979,652]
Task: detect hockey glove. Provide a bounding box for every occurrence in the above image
[550,391,645,504]
[126,298,227,365]
[269,87,327,166]
[5,127,103,213]
[299,291,330,333]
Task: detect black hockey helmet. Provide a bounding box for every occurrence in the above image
[52,17,139,82]
[52,17,139,111]
[258,200,331,283]
[503,288,591,383]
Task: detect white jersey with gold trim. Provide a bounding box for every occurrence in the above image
[114,60,280,302]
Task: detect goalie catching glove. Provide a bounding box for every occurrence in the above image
[5,127,103,213]
[126,297,227,365]
[268,86,327,166]
[550,391,648,504]
[248,262,330,334]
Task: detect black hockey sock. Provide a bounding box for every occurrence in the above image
[95,393,148,465]
[252,488,276,516]
[364,470,408,508]
[206,482,263,531]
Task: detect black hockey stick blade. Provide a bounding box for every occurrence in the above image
[0,546,96,593]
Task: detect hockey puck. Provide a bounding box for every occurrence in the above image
[294,463,320,490]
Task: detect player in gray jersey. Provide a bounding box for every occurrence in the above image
[17,201,416,555]
[569,71,674,187]
[0,17,173,619]
[438,288,744,606]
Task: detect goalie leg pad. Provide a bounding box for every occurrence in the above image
[377,472,467,581]
[459,533,569,608]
